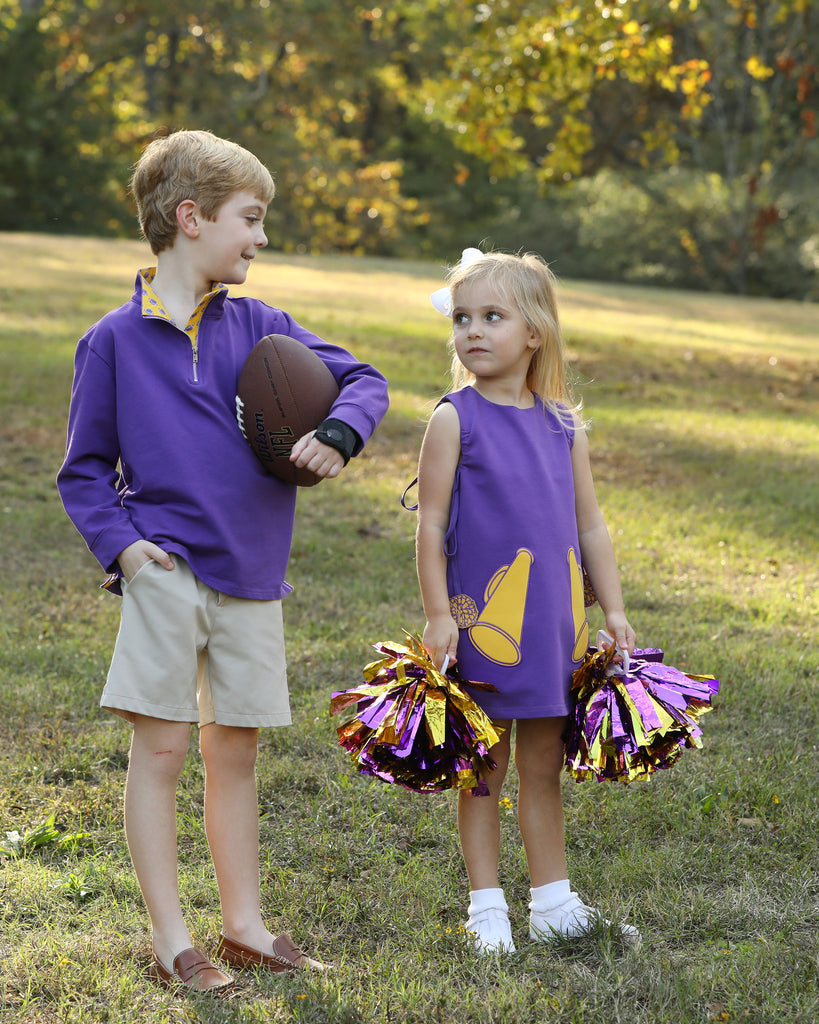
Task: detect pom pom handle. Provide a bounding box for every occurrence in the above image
[597,630,630,675]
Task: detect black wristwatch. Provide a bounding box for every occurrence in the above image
[314,418,361,465]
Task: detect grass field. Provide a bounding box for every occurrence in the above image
[0,232,817,1024]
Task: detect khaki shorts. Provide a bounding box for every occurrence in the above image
[101,555,291,728]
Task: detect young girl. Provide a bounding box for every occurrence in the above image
[415,249,639,954]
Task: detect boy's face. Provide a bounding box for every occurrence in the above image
[196,191,269,285]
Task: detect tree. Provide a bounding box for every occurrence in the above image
[407,0,817,294]
[1,0,815,294]
[411,0,709,183]
[661,0,819,294]
[0,0,127,233]
[0,0,431,250]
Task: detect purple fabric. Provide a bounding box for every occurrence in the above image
[58,273,388,599]
[441,387,584,718]
[623,677,663,732]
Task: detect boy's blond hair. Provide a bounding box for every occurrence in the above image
[447,251,582,423]
[130,130,276,254]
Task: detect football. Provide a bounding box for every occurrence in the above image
[236,333,340,487]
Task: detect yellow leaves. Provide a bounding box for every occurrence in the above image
[640,124,679,166]
[282,50,308,77]
[534,116,593,181]
[679,230,701,260]
[657,35,673,57]
[659,58,712,119]
[745,55,775,81]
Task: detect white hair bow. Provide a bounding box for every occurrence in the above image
[430,247,485,316]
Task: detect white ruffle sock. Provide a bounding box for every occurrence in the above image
[529,880,640,944]
[465,887,516,955]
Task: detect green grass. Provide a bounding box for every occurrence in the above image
[1,231,817,1023]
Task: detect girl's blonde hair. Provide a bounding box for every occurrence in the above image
[446,251,582,422]
[131,129,276,254]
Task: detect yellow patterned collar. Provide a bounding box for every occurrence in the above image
[138,267,226,336]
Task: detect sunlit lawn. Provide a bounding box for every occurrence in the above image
[1,232,817,1023]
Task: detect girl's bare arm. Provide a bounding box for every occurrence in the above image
[416,402,462,668]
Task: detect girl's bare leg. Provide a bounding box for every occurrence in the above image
[457,722,511,890]
[514,716,568,887]
[457,721,517,953]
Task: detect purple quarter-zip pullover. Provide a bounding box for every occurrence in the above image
[57,273,389,599]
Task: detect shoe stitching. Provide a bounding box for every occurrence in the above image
[220,935,297,970]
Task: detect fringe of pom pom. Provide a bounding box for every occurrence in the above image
[564,643,719,783]
[330,634,501,794]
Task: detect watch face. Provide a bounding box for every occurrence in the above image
[327,429,343,441]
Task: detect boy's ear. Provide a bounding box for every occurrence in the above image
[176,199,201,239]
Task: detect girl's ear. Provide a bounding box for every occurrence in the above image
[176,199,200,239]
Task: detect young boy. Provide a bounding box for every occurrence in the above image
[57,129,389,993]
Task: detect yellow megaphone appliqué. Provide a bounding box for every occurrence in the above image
[467,547,534,667]
[568,546,589,661]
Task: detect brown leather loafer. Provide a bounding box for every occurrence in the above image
[216,932,329,972]
[149,947,234,994]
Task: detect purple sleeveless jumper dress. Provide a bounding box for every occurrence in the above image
[442,387,589,719]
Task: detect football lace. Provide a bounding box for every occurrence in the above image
[235,395,248,438]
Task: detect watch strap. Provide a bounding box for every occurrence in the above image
[313,418,360,464]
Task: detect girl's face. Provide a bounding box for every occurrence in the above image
[451,279,539,396]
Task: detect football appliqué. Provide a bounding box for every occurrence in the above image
[236,333,340,487]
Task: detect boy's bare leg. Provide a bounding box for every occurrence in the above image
[125,715,194,967]
[200,723,279,950]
